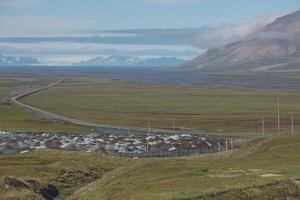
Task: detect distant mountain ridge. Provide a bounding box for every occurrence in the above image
[0,55,39,66]
[180,10,300,72]
[78,55,186,67]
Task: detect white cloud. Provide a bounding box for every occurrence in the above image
[0,14,280,48]
[193,14,279,48]
[0,42,199,57]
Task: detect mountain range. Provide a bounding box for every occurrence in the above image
[180,10,300,72]
[0,54,186,67]
[78,55,186,67]
[4,10,300,71]
[0,55,39,66]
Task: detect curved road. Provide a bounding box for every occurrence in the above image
[10,79,187,134]
[10,78,250,137]
[11,78,145,131]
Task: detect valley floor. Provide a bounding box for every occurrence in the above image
[21,76,300,136]
[0,71,299,199]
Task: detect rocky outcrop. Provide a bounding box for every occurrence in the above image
[2,176,59,200]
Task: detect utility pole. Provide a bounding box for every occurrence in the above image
[277,96,280,136]
[146,121,150,156]
[292,113,294,136]
[288,112,294,136]
[262,118,265,137]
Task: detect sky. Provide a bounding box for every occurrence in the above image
[0,0,299,65]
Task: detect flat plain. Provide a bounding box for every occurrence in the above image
[21,76,300,136]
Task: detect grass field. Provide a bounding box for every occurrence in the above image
[22,77,300,136]
[0,75,88,133]
[70,136,300,200]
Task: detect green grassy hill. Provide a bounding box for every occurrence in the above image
[0,137,299,200]
[70,136,300,200]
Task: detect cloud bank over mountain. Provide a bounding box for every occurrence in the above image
[0,15,279,65]
[192,15,278,49]
[0,15,277,49]
[180,10,300,72]
[0,0,297,65]
[0,44,198,57]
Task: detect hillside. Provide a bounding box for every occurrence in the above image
[71,136,300,200]
[0,150,131,199]
[181,10,300,72]
[1,137,299,200]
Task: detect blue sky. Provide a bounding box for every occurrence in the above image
[0,0,299,65]
[1,0,299,30]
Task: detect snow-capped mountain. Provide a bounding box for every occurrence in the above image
[78,55,186,67]
[0,55,39,66]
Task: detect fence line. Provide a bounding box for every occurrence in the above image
[106,137,250,158]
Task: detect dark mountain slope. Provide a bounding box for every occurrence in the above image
[181,10,300,72]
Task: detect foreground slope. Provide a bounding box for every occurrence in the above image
[181,10,300,72]
[0,150,131,199]
[0,136,299,199]
[71,136,300,200]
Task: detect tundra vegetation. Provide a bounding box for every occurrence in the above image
[0,74,299,199]
[21,77,300,136]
